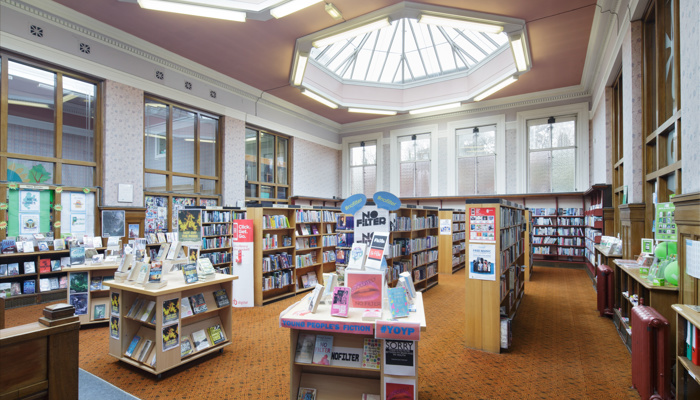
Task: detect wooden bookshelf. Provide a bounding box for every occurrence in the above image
[583,184,614,280]
[63,262,119,325]
[673,304,700,399]
[281,292,427,399]
[523,210,533,281]
[437,209,466,274]
[388,207,439,292]
[108,272,236,376]
[465,199,527,353]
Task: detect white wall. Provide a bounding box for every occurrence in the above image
[292,138,341,199]
[589,87,611,185]
[680,0,700,194]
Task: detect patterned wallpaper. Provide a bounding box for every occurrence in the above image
[589,88,610,185]
[103,80,144,206]
[383,142,391,191]
[222,116,245,206]
[681,1,700,194]
[505,128,518,193]
[292,138,340,199]
[622,22,644,203]
[438,137,448,196]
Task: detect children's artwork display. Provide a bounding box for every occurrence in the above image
[61,192,95,236]
[145,195,168,234]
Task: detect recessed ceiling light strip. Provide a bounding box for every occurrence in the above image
[348,108,397,115]
[270,0,323,19]
[408,102,462,115]
[473,76,518,101]
[137,0,246,22]
[510,37,528,72]
[301,89,338,109]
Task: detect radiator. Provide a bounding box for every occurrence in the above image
[596,264,614,317]
[631,305,671,400]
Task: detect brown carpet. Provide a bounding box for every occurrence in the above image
[4,266,638,399]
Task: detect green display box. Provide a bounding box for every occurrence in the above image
[652,277,665,286]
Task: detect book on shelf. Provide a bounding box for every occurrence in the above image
[182,263,199,284]
[93,304,106,320]
[301,274,309,288]
[39,278,51,292]
[0,264,5,276]
[38,241,49,251]
[312,335,333,365]
[60,257,71,268]
[90,276,103,291]
[364,232,389,270]
[213,289,230,308]
[165,241,180,260]
[180,335,194,357]
[125,335,142,358]
[307,271,318,286]
[189,293,208,314]
[1,239,17,254]
[329,345,362,368]
[49,277,59,290]
[50,260,61,272]
[139,301,156,322]
[23,280,35,294]
[0,282,10,297]
[154,244,168,262]
[53,239,65,251]
[39,259,50,273]
[162,324,179,352]
[197,257,216,276]
[11,282,21,296]
[399,272,416,300]
[134,263,150,285]
[294,333,316,364]
[362,308,382,321]
[321,273,337,298]
[362,338,381,369]
[70,246,86,265]
[207,324,226,345]
[148,263,162,283]
[307,284,323,313]
[347,242,367,270]
[23,241,34,253]
[59,276,67,289]
[388,287,409,319]
[7,263,19,276]
[137,340,153,363]
[148,351,156,368]
[180,297,194,317]
[330,286,350,317]
[90,254,104,264]
[24,261,36,274]
[127,298,144,318]
[191,329,210,352]
[297,387,316,400]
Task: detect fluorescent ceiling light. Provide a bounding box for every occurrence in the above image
[473,76,518,101]
[270,0,322,19]
[185,138,216,143]
[293,55,308,86]
[8,99,51,109]
[62,94,80,103]
[510,37,528,72]
[137,0,246,22]
[348,108,397,116]
[301,89,338,109]
[409,102,461,115]
[145,133,167,139]
[325,3,342,20]
[312,18,391,48]
[418,14,503,34]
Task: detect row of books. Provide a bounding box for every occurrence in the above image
[560,237,584,246]
[559,207,584,216]
[412,249,438,267]
[295,237,318,250]
[452,222,466,232]
[336,215,354,230]
[558,247,585,256]
[321,235,337,247]
[202,224,230,236]
[452,242,465,254]
[39,276,70,292]
[294,210,322,223]
[452,212,466,222]
[500,226,524,249]
[533,236,557,244]
[202,210,238,223]
[413,263,437,282]
[533,217,554,226]
[262,253,293,273]
[297,224,320,236]
[299,271,318,288]
[558,227,584,236]
[500,240,524,271]
[500,207,525,227]
[262,270,292,291]
[557,217,584,226]
[126,289,230,323]
[390,215,412,232]
[337,233,354,248]
[531,208,557,216]
[201,251,231,265]
[0,279,58,296]
[533,246,553,255]
[322,250,336,263]
[180,323,227,357]
[202,237,230,249]
[453,231,465,241]
[452,253,466,267]
[294,333,380,369]
[262,234,281,250]
[1,235,110,254]
[295,252,318,268]
[88,275,113,291]
[262,214,290,229]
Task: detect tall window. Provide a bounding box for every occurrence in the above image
[611,71,624,235]
[527,116,577,193]
[1,55,100,188]
[245,127,290,203]
[456,125,496,195]
[349,141,377,196]
[398,133,430,197]
[143,97,220,232]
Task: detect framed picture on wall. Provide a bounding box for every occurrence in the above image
[101,210,126,238]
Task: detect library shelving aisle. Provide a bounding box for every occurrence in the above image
[280,293,427,399]
[64,262,119,324]
[530,204,585,265]
[583,184,614,279]
[464,199,527,353]
[108,272,236,376]
[388,207,439,292]
[438,209,466,274]
[293,208,326,295]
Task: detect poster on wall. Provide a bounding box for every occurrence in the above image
[70,213,87,234]
[70,193,86,212]
[177,209,202,243]
[172,197,196,231]
[439,219,452,235]
[468,207,496,242]
[354,205,389,245]
[145,196,168,234]
[19,213,40,235]
[101,210,125,238]
[468,243,496,281]
[231,220,255,307]
[686,239,700,280]
[655,202,677,242]
[19,190,40,212]
[383,340,416,376]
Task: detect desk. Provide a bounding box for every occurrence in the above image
[280,293,427,400]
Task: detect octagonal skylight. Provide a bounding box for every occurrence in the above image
[309,17,509,86]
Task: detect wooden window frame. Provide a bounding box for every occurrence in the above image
[244,126,291,204]
[611,69,624,236]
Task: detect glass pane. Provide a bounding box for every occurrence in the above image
[552,120,575,147]
[62,164,93,187]
[457,131,474,158]
[246,182,257,198]
[666,129,677,165]
[172,176,195,194]
[144,173,166,192]
[276,137,288,185]
[245,128,258,181]
[529,151,551,193]
[62,76,96,162]
[400,138,415,161]
[7,61,56,158]
[364,165,377,196]
[7,158,54,184]
[364,143,376,165]
[260,132,275,183]
[277,187,288,199]
[415,135,430,161]
[400,163,414,197]
[666,172,676,195]
[476,155,495,194]
[172,107,195,174]
[551,149,575,192]
[415,160,430,196]
[199,198,217,207]
[474,129,496,156]
[350,145,364,167]
[457,157,476,195]
[171,197,196,230]
[662,0,675,120]
[351,166,364,195]
[529,123,551,150]
[144,99,168,171]
[199,179,216,195]
[199,116,218,177]
[260,185,274,199]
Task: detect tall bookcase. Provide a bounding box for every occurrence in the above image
[200,208,246,273]
[531,206,585,264]
[437,209,466,274]
[388,207,439,292]
[250,206,339,306]
[582,184,614,278]
[465,200,528,353]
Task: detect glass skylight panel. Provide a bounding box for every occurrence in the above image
[309,17,507,86]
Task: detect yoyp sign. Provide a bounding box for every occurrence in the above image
[354,206,389,244]
[375,320,421,341]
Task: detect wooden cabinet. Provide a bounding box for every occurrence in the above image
[280,293,427,399]
[107,273,236,376]
[438,209,466,274]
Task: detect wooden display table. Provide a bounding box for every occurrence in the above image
[612,259,677,366]
[108,272,237,376]
[64,262,119,325]
[280,293,427,400]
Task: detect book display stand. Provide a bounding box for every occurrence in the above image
[437,209,466,274]
[280,292,427,399]
[107,272,236,376]
[64,262,119,325]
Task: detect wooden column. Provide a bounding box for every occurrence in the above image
[619,204,646,259]
[672,192,700,304]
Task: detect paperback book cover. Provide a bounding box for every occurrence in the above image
[180,335,194,357]
[162,298,179,326]
[197,257,216,276]
[180,296,194,317]
[49,278,59,290]
[24,261,36,274]
[0,282,10,297]
[207,324,226,345]
[69,293,88,315]
[1,239,17,254]
[189,293,208,314]
[0,264,5,276]
[388,287,409,319]
[59,276,68,289]
[93,304,106,320]
[39,278,50,292]
[90,276,103,291]
[162,323,180,352]
[50,260,61,272]
[330,286,350,317]
[362,338,380,370]
[213,289,230,308]
[125,335,141,357]
[23,280,35,294]
[7,263,19,276]
[139,301,156,322]
[38,241,49,251]
[182,263,199,284]
[69,272,88,293]
[329,346,362,368]
[297,388,316,400]
[384,377,416,400]
[347,242,367,270]
[177,209,202,243]
[111,292,120,315]
[191,329,210,352]
[11,282,21,296]
[38,259,50,273]
[383,339,416,376]
[346,270,383,309]
[53,239,65,251]
[148,263,162,283]
[294,333,316,364]
[312,335,333,365]
[110,316,119,339]
[70,246,86,265]
[23,241,34,253]
[364,232,389,270]
[136,340,153,363]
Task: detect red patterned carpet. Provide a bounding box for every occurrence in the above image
[4,266,638,399]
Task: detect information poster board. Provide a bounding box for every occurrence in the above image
[354,205,389,245]
[468,207,496,242]
[232,219,255,307]
[655,202,677,242]
[439,219,451,235]
[686,239,700,280]
[468,243,496,281]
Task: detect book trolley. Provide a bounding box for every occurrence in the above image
[464,199,528,352]
[107,272,236,376]
[280,293,427,399]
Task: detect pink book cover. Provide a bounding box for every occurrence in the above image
[331,286,350,317]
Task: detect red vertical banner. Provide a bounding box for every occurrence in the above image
[232,220,254,307]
